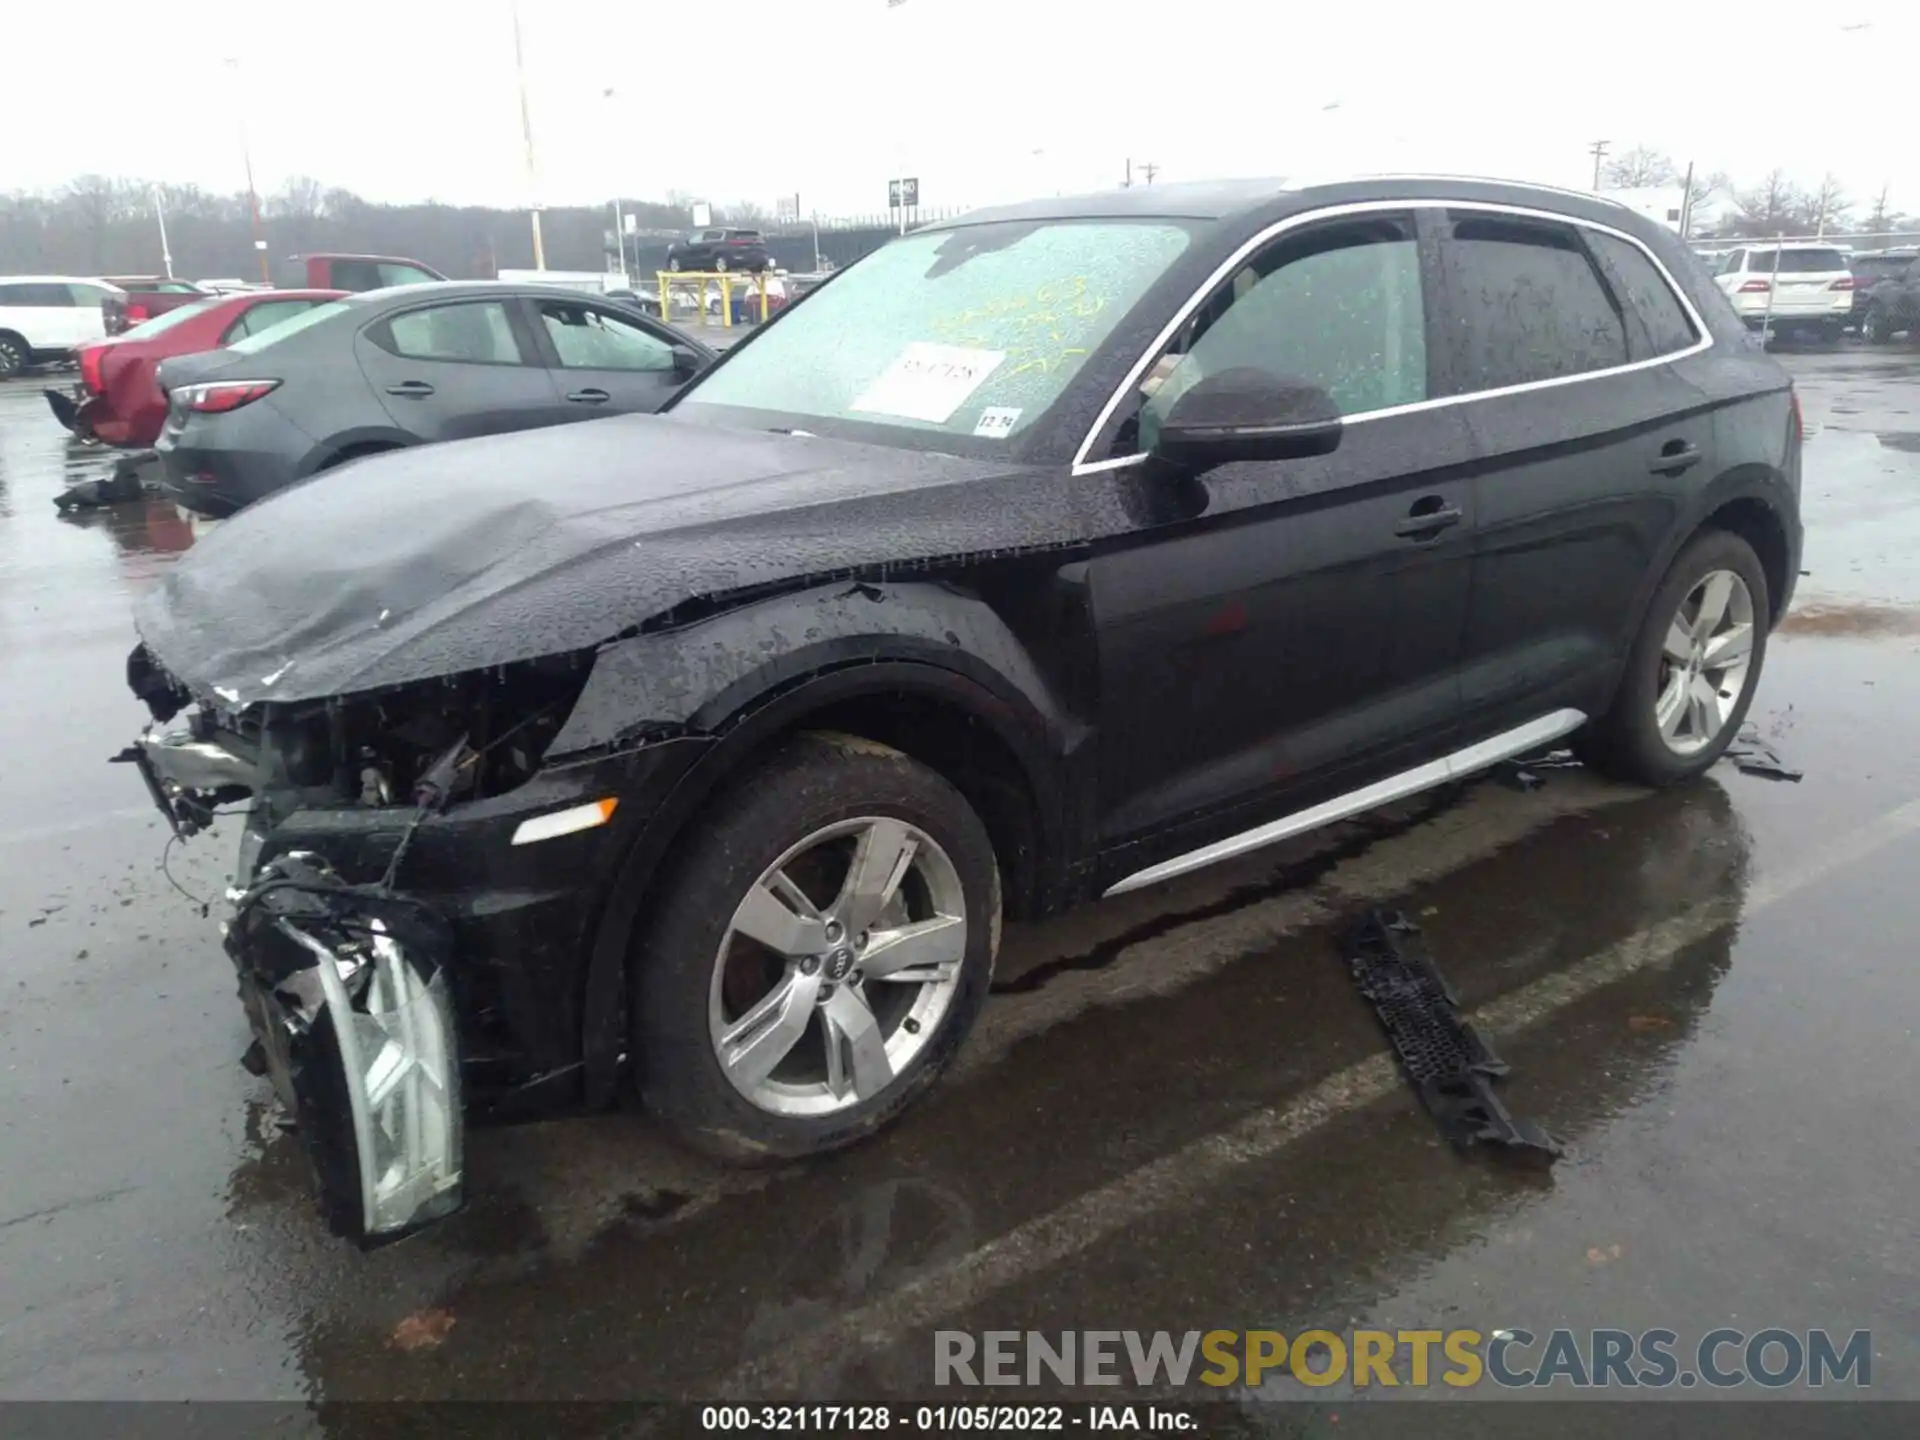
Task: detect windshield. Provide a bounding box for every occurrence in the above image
[225,298,353,354]
[677,219,1196,449]
[124,296,224,339]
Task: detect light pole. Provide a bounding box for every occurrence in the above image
[887,0,910,233]
[224,58,270,283]
[512,1,545,270]
[153,184,174,280]
[602,88,627,282]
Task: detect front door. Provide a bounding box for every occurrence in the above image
[524,297,693,420]
[354,297,559,443]
[1087,213,1478,874]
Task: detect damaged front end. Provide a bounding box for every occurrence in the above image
[119,643,602,1245]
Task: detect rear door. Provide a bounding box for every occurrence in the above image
[63,283,115,346]
[523,296,693,418]
[353,296,560,442]
[1434,209,1714,741]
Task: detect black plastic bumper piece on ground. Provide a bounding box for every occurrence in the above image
[1341,908,1563,1165]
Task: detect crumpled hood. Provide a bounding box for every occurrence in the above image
[135,413,1083,706]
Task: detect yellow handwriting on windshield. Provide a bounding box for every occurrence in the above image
[930,277,1106,381]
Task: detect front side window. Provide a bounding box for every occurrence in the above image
[1587,231,1699,357]
[537,301,674,371]
[1130,217,1427,452]
[331,260,381,291]
[380,301,525,364]
[678,218,1196,450]
[1437,214,1627,392]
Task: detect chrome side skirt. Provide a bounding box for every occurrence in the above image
[1102,709,1587,897]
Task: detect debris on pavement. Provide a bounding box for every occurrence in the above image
[389,1309,457,1351]
[1722,724,1804,782]
[52,450,159,512]
[1495,747,1584,790]
[1340,909,1564,1165]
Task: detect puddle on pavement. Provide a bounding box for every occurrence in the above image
[1777,599,1920,637]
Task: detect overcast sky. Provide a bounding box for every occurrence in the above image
[9,0,1914,219]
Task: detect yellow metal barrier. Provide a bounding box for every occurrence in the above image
[654,270,770,328]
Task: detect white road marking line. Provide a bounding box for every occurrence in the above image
[733,796,1920,1392]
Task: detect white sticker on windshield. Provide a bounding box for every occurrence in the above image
[972,406,1022,438]
[851,343,1006,424]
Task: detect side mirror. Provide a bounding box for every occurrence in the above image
[671,344,705,378]
[1152,366,1343,466]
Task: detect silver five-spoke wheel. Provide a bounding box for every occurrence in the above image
[709,816,967,1117]
[1655,568,1756,756]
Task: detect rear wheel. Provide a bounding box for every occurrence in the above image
[632,733,1000,1162]
[1577,529,1770,786]
[1861,306,1891,343]
[668,256,682,272]
[0,333,26,378]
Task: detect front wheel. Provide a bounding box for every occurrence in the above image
[668,256,682,272]
[0,333,26,378]
[1861,306,1891,343]
[713,256,729,273]
[1577,529,1770,786]
[632,733,1000,1162]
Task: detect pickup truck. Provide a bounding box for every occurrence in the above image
[277,254,447,292]
[102,277,210,332]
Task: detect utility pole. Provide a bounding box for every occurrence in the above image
[1141,161,1159,184]
[1123,158,1131,189]
[1678,159,1696,240]
[512,1,545,270]
[1123,159,1158,188]
[1588,139,1610,192]
[225,59,270,283]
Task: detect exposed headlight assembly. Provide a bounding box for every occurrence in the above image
[229,855,463,1245]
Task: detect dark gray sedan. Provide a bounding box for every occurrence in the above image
[155,282,714,517]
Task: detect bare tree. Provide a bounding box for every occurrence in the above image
[268,175,328,220]
[1728,169,1806,237]
[1602,146,1677,189]
[1805,173,1851,236]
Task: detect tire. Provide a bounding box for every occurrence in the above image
[713,256,729,273]
[0,332,26,379]
[1816,321,1843,345]
[1861,306,1890,344]
[1576,529,1770,786]
[668,256,682,272]
[632,732,1001,1163]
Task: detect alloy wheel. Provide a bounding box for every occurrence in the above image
[1654,569,1756,756]
[708,816,967,1117]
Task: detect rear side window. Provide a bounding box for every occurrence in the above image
[379,300,525,364]
[224,298,321,342]
[1587,232,1699,357]
[1438,215,1628,392]
[378,262,438,287]
[0,283,66,305]
[227,299,352,354]
[66,283,112,307]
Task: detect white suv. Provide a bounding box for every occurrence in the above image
[1712,245,1853,342]
[0,277,126,378]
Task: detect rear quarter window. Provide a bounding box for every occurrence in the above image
[1587,232,1699,357]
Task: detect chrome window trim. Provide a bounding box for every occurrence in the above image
[1070,198,1714,476]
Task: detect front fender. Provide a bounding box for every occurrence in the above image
[549,579,1074,758]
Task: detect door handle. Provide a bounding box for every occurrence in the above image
[566,388,611,404]
[385,380,435,397]
[1649,440,1702,476]
[1394,501,1464,539]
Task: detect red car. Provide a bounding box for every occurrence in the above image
[46,289,343,449]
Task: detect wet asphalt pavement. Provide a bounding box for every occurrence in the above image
[2,348,1919,1424]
